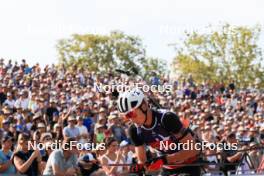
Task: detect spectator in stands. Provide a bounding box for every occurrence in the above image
[248,142,262,170]
[94,123,106,143]
[14,90,29,110]
[101,137,128,175]
[52,123,63,140]
[107,114,127,143]
[13,133,42,176]
[0,135,16,175]
[4,92,15,109]
[78,149,103,176]
[63,116,80,140]
[119,140,135,165]
[0,84,7,105]
[43,138,79,176]
[76,116,89,143]
[0,58,262,175]
[221,132,244,175]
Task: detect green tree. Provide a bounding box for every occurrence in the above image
[56,31,146,73]
[142,57,167,80]
[172,24,264,88]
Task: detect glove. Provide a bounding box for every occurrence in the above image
[129,163,145,173]
[146,155,167,171]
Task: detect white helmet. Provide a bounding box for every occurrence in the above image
[117,88,145,114]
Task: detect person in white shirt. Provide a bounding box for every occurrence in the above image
[28,92,38,113]
[120,140,135,165]
[4,92,15,109]
[77,72,85,85]
[63,116,80,140]
[14,90,29,110]
[76,116,89,143]
[101,137,127,176]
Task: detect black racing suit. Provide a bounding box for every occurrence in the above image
[128,109,201,176]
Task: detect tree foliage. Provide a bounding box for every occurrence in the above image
[142,57,167,80]
[172,24,264,88]
[56,31,166,78]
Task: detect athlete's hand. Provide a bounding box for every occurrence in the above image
[129,163,145,173]
[146,156,167,171]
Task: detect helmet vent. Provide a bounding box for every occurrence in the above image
[119,97,124,112]
[131,101,138,108]
[124,97,128,111]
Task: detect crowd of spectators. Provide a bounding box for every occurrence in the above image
[0,58,263,175]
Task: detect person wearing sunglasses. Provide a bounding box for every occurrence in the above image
[117,88,201,176]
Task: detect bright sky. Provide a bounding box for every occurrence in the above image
[0,0,263,66]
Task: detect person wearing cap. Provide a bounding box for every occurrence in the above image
[98,107,106,118]
[37,123,46,134]
[31,116,43,132]
[236,126,251,145]
[76,116,89,143]
[14,90,29,110]
[0,135,16,175]
[108,114,127,143]
[98,115,107,129]
[63,116,80,140]
[120,140,135,165]
[14,114,27,133]
[1,119,13,138]
[3,92,15,109]
[78,151,102,176]
[2,106,12,117]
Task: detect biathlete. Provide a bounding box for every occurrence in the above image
[117,88,201,176]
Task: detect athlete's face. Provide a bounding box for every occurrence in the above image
[127,102,148,126]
